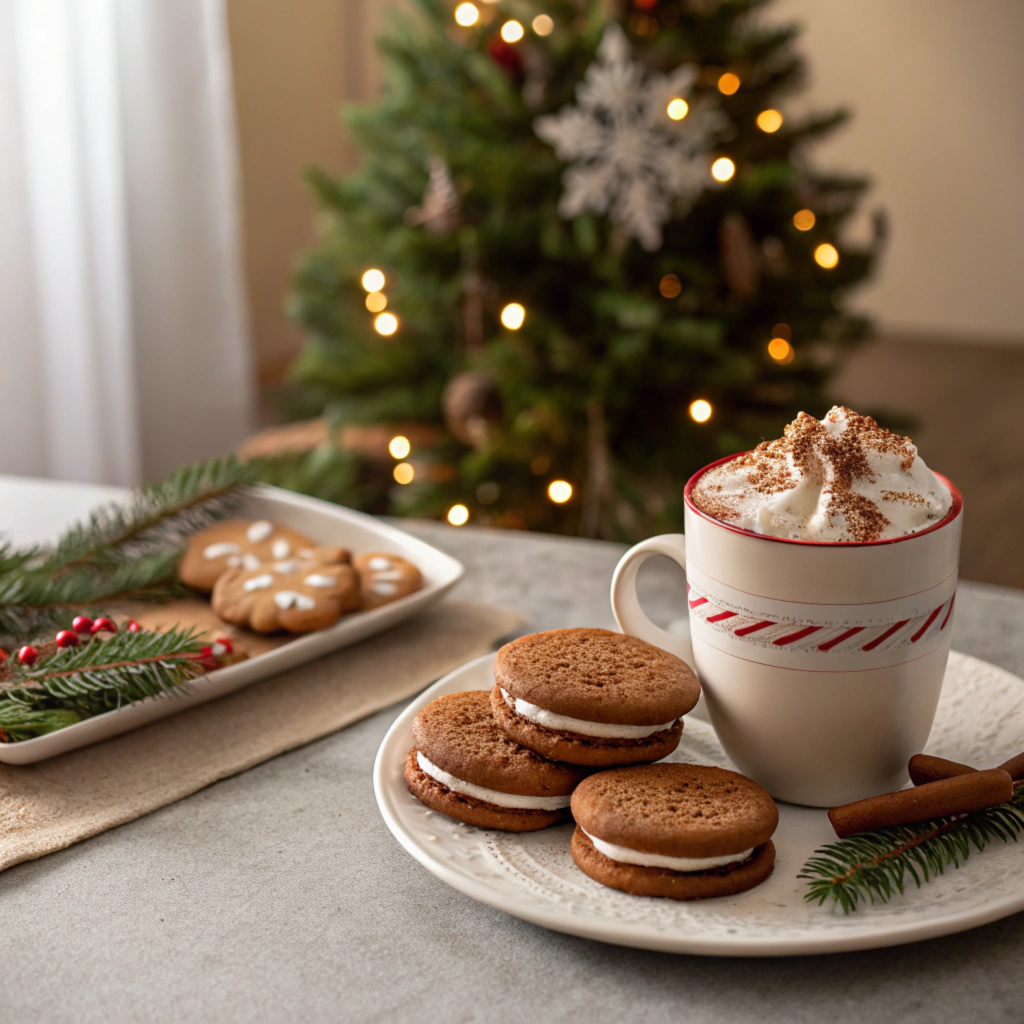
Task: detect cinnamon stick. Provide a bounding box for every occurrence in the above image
[829,769,1014,839]
[998,751,1024,780]
[908,753,976,786]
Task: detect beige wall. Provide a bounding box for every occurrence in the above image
[228,0,1024,382]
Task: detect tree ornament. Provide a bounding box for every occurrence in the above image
[55,630,79,648]
[404,155,461,234]
[72,615,94,634]
[0,648,6,662]
[90,617,117,635]
[534,24,725,251]
[17,646,38,666]
[443,372,502,449]
[127,620,141,633]
[488,34,524,84]
[719,212,760,299]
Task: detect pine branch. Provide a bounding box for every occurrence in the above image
[799,784,1024,913]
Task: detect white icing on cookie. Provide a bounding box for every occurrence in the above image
[272,539,291,560]
[273,560,299,573]
[243,573,274,591]
[304,574,337,588]
[274,590,316,611]
[227,555,242,567]
[368,557,392,571]
[242,553,262,571]
[246,520,274,543]
[370,581,399,596]
[204,542,241,560]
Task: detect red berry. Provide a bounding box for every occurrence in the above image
[17,646,38,666]
[214,637,233,654]
[90,617,116,635]
[72,615,94,634]
[55,630,79,649]
[0,648,7,662]
[127,620,141,633]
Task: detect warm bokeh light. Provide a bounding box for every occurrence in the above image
[767,338,794,364]
[772,322,792,341]
[717,72,740,96]
[454,2,479,26]
[365,291,387,312]
[361,269,385,292]
[500,302,526,329]
[814,243,839,269]
[374,312,399,335]
[689,399,713,423]
[666,98,689,121]
[388,435,411,459]
[548,480,573,504]
[711,157,735,182]
[501,19,524,43]
[393,462,415,484]
[756,109,783,133]
[447,504,470,526]
[793,209,816,231]
[532,13,553,35]
[659,273,682,298]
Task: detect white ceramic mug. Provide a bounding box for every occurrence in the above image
[610,454,964,806]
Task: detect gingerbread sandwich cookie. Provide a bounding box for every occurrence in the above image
[405,690,590,831]
[491,629,700,767]
[212,551,358,633]
[570,764,778,900]
[353,552,422,610]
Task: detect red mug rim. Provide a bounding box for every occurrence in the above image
[683,451,963,547]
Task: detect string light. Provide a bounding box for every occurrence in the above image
[500,302,525,329]
[447,504,469,526]
[548,480,573,503]
[365,292,387,312]
[793,209,816,231]
[666,98,689,121]
[717,72,740,96]
[532,13,553,35]
[767,338,794,364]
[393,462,415,484]
[388,435,411,459]
[374,312,399,335]
[756,109,783,133]
[454,2,479,26]
[501,20,524,43]
[711,157,735,182]
[659,274,682,298]
[814,243,839,269]
[689,399,713,423]
[361,269,385,292]
[772,323,792,341]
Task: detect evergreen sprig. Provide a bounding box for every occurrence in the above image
[799,784,1024,913]
[0,627,207,741]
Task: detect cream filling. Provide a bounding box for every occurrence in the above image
[416,751,571,811]
[583,829,754,872]
[500,688,677,740]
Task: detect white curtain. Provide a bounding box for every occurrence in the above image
[0,0,255,486]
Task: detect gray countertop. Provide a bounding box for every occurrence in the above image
[4,520,1024,1024]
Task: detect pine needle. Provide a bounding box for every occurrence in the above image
[799,784,1024,913]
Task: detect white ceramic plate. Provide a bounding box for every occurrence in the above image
[0,485,463,765]
[374,649,1024,957]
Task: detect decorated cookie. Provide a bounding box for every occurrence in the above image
[491,628,700,767]
[179,519,345,593]
[404,690,590,831]
[353,552,422,610]
[211,552,359,633]
[570,764,778,900]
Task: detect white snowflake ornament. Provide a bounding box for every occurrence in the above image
[534,24,725,251]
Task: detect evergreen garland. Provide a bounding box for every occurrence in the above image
[799,783,1024,913]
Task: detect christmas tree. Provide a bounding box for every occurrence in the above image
[284,0,883,540]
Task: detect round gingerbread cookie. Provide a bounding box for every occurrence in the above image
[569,764,778,900]
[353,552,422,610]
[179,519,344,593]
[491,628,700,767]
[404,690,590,831]
[211,552,358,633]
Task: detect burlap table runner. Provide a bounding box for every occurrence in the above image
[0,600,521,872]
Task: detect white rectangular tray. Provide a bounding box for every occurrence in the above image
[0,485,463,764]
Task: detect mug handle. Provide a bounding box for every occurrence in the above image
[610,533,696,674]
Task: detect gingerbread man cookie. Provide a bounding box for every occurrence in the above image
[353,552,422,610]
[179,519,349,593]
[211,552,359,633]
